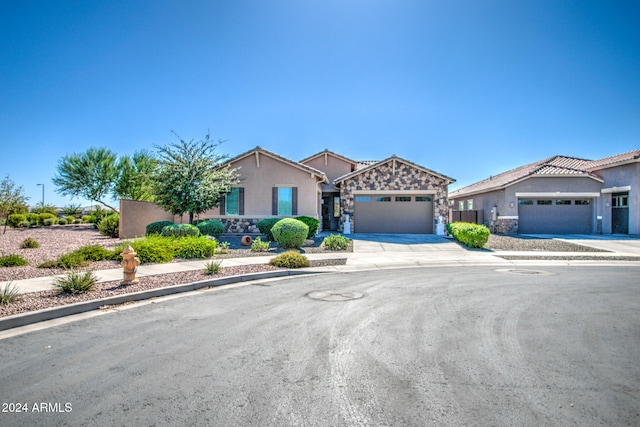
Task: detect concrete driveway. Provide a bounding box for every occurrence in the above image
[347,233,464,253]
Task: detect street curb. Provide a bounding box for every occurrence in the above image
[0,269,325,332]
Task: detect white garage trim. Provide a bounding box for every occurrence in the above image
[601,185,631,194]
[516,192,600,198]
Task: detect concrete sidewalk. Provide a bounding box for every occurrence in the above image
[3,234,640,295]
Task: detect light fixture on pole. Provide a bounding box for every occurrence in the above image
[37,184,44,207]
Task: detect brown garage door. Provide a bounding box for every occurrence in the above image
[354,195,434,233]
[518,198,593,234]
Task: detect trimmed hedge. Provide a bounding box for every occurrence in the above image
[196,220,224,238]
[295,216,319,239]
[146,221,175,236]
[446,222,490,248]
[271,218,309,249]
[161,223,200,237]
[269,251,310,268]
[257,218,281,241]
[7,214,26,228]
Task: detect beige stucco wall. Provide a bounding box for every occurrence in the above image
[302,154,354,190]
[119,199,174,239]
[228,152,322,217]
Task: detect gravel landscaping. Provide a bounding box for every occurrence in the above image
[485,234,610,252]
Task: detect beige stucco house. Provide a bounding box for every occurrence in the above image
[119,147,455,238]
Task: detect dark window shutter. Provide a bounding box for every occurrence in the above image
[220,195,226,215]
[272,187,278,215]
[292,187,298,215]
[238,188,245,215]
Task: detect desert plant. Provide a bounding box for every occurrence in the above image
[216,241,230,254]
[54,270,98,294]
[146,220,174,236]
[173,236,217,259]
[196,220,225,238]
[20,237,40,248]
[447,222,490,248]
[52,244,118,269]
[97,213,119,238]
[204,260,222,275]
[271,218,309,249]
[257,218,281,241]
[43,218,55,226]
[82,215,97,224]
[0,282,20,305]
[26,213,40,224]
[60,203,83,216]
[38,212,57,225]
[0,254,28,267]
[73,218,82,224]
[161,223,200,238]
[31,204,58,215]
[295,216,319,239]
[251,236,270,252]
[18,220,31,228]
[322,234,351,250]
[269,251,310,268]
[7,213,26,228]
[57,218,68,225]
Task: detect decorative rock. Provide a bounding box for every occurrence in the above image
[121,245,141,285]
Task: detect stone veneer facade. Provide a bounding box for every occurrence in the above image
[491,217,519,234]
[338,160,450,233]
[218,217,261,234]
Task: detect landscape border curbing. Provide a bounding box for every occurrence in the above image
[0,269,326,332]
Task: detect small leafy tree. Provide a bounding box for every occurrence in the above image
[0,175,30,234]
[53,147,120,212]
[60,203,83,216]
[30,203,58,215]
[152,132,237,224]
[114,150,158,202]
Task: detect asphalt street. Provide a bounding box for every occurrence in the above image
[1,266,639,426]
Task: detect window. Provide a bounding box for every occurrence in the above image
[518,199,533,205]
[395,196,411,202]
[556,199,571,205]
[376,196,391,202]
[225,188,239,215]
[467,199,473,211]
[355,196,371,202]
[575,199,590,205]
[537,200,552,205]
[333,196,340,217]
[612,193,628,208]
[459,201,464,210]
[277,187,292,215]
[416,196,432,202]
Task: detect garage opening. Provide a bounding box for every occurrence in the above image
[518,198,593,234]
[354,194,434,233]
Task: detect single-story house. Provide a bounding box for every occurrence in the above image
[119,147,456,237]
[448,149,640,235]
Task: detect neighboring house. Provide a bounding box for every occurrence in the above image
[448,149,640,235]
[119,147,456,237]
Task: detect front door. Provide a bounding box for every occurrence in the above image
[322,195,339,231]
[612,192,629,234]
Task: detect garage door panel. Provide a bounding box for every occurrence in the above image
[355,195,433,233]
[519,200,592,234]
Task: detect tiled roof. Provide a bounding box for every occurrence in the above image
[334,155,455,184]
[449,155,601,198]
[584,149,640,170]
[224,146,328,183]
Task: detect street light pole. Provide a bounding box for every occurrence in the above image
[37,184,44,207]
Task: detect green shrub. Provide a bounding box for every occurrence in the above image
[295,216,319,239]
[38,213,57,225]
[204,260,222,275]
[115,235,175,264]
[271,218,309,249]
[37,260,61,269]
[146,220,175,236]
[97,213,119,238]
[74,244,118,261]
[65,215,76,224]
[83,215,97,224]
[447,222,490,248]
[216,241,230,254]
[73,219,82,224]
[21,237,40,249]
[57,218,68,225]
[18,220,31,228]
[7,214,26,228]
[257,218,282,241]
[322,234,351,250]
[54,270,97,294]
[174,236,217,259]
[161,223,200,238]
[196,220,225,238]
[269,251,310,268]
[0,254,28,267]
[54,244,118,269]
[0,282,20,305]
[57,252,90,269]
[251,236,270,252]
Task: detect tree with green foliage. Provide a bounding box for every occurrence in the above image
[30,202,59,215]
[114,150,158,201]
[152,132,237,224]
[0,175,30,234]
[53,147,120,212]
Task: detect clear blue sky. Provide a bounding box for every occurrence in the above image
[1,0,638,208]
